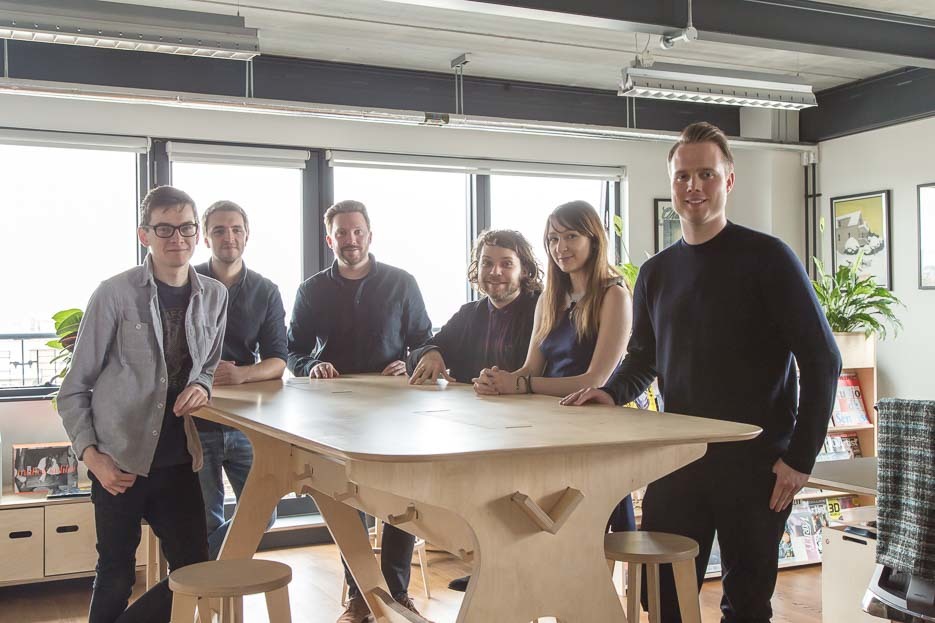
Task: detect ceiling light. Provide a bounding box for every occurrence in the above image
[0,0,259,61]
[619,60,817,110]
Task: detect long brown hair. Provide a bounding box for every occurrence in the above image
[533,200,622,346]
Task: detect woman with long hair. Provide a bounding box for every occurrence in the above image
[474,200,641,531]
[473,199,631,399]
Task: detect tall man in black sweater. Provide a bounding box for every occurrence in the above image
[565,122,841,622]
[288,200,434,623]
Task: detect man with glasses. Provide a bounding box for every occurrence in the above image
[194,200,287,558]
[58,185,227,623]
[288,199,434,623]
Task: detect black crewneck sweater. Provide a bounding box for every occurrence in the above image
[602,222,841,473]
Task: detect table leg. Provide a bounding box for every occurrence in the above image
[218,430,295,560]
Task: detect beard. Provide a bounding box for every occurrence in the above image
[339,245,367,266]
[484,280,520,303]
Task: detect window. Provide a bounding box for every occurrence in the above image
[0,139,139,389]
[332,166,469,327]
[489,176,611,276]
[171,162,304,319]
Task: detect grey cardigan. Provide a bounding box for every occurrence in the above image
[57,256,227,476]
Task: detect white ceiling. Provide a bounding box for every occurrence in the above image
[107,0,933,92]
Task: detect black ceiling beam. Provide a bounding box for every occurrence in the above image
[5,40,739,135]
[800,68,935,142]
[398,0,935,69]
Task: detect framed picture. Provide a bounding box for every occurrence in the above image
[920,183,935,289]
[831,190,892,289]
[654,198,681,252]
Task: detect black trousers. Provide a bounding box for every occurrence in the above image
[88,464,209,623]
[343,511,414,601]
[640,452,793,623]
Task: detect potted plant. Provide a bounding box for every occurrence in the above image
[812,251,903,365]
[46,308,83,399]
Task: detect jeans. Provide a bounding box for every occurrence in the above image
[198,426,277,559]
[640,453,793,623]
[343,511,414,601]
[88,464,208,623]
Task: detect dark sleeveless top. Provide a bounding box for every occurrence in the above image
[540,301,596,378]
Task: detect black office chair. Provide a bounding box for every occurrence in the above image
[862,398,935,622]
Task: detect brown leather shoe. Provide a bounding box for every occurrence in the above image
[336,595,373,623]
[395,594,434,623]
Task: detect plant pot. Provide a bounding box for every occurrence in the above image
[833,332,876,369]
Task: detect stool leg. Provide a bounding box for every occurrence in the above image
[146,529,160,591]
[627,562,642,623]
[416,540,431,600]
[195,597,216,623]
[341,577,349,606]
[646,563,661,623]
[233,596,244,623]
[265,586,293,623]
[170,593,198,623]
[672,560,701,623]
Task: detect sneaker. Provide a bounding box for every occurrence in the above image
[447,575,470,592]
[395,594,434,622]
[336,595,373,623]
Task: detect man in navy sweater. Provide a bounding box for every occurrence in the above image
[564,122,841,622]
[288,199,433,623]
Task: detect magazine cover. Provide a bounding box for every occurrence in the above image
[12,442,78,494]
[831,373,870,426]
[786,502,821,562]
[807,500,831,555]
[826,495,861,522]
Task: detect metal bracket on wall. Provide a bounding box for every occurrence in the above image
[451,53,471,115]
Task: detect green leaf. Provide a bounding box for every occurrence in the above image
[45,339,64,350]
[811,255,903,340]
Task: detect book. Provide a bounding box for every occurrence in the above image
[831,373,870,426]
[12,442,78,494]
[815,431,863,462]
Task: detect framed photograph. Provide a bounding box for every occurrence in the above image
[831,190,892,289]
[654,198,681,252]
[12,442,78,494]
[919,183,935,289]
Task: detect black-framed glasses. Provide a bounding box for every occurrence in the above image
[143,222,199,238]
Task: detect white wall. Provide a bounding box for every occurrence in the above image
[818,116,935,399]
[0,92,805,264]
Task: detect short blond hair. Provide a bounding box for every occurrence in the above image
[667,122,735,170]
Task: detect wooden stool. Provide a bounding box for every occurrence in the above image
[604,532,701,623]
[169,559,292,623]
[141,519,168,590]
[341,518,431,604]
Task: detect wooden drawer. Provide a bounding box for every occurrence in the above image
[45,502,97,576]
[0,507,45,582]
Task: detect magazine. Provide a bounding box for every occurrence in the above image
[815,432,863,462]
[12,442,78,494]
[831,373,870,426]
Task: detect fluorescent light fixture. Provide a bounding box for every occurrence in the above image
[0,0,259,60]
[619,60,817,110]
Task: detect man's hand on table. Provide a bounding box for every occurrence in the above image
[174,384,209,417]
[381,360,407,376]
[560,387,615,406]
[310,362,340,379]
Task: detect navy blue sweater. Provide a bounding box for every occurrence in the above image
[602,222,841,473]
[288,256,433,376]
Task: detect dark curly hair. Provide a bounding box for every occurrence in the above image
[467,229,543,296]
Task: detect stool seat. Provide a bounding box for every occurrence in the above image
[604,531,699,564]
[169,559,292,598]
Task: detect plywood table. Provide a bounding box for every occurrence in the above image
[197,376,760,623]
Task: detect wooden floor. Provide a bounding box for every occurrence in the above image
[0,543,822,623]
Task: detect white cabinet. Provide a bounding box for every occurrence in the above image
[0,507,45,583]
[45,502,98,576]
[822,525,879,623]
[0,499,148,586]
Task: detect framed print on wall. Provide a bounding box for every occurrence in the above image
[920,182,935,289]
[654,198,681,252]
[831,190,893,289]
